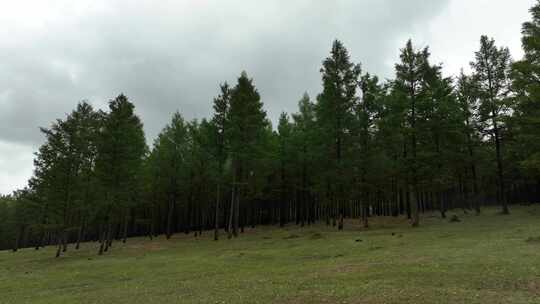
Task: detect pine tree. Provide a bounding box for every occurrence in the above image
[277,112,293,227]
[95,94,146,254]
[420,63,460,217]
[511,1,540,182]
[355,73,382,227]
[394,40,432,227]
[70,102,101,249]
[28,101,101,256]
[316,40,361,230]
[211,83,230,240]
[291,93,317,226]
[226,71,269,237]
[150,112,188,239]
[456,72,482,214]
[471,36,512,214]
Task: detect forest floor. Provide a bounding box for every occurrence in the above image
[1,206,540,304]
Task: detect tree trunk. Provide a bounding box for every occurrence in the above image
[362,201,369,229]
[62,230,68,253]
[214,183,220,241]
[227,184,235,239]
[150,206,155,240]
[55,230,65,258]
[98,224,106,255]
[411,187,419,227]
[104,222,113,252]
[13,226,24,252]
[410,82,420,227]
[466,131,481,215]
[493,116,509,215]
[166,199,174,240]
[439,192,446,219]
[35,229,44,251]
[233,190,240,238]
[76,220,85,250]
[122,213,129,243]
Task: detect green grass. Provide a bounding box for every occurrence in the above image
[1,206,540,304]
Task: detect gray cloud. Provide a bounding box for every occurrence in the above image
[16,0,535,194]
[1,1,451,145]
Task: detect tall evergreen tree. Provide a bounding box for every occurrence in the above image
[355,73,382,227]
[277,112,293,227]
[420,63,462,218]
[471,36,512,214]
[291,93,317,226]
[456,72,482,214]
[29,101,100,257]
[226,71,269,237]
[95,94,146,254]
[394,40,431,227]
[511,1,540,182]
[316,40,361,230]
[150,112,189,239]
[211,83,230,240]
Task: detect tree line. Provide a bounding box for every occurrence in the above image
[1,2,540,256]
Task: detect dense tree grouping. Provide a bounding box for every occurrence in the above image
[1,3,540,255]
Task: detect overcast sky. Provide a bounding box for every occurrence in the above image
[0,0,535,195]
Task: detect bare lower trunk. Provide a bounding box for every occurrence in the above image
[62,230,68,252]
[471,163,481,216]
[13,226,24,252]
[362,203,369,228]
[55,243,62,258]
[411,187,419,227]
[76,221,84,250]
[98,224,106,255]
[104,222,112,252]
[227,185,235,239]
[439,192,446,219]
[35,228,46,250]
[166,201,174,239]
[492,113,509,215]
[214,183,220,241]
[233,192,240,238]
[55,231,64,258]
[122,214,128,243]
[149,208,155,240]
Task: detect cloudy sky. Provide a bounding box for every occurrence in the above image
[0,0,535,195]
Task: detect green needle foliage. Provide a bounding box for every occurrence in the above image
[3,3,540,258]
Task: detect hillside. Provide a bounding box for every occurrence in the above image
[1,206,540,304]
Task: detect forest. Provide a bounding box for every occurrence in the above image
[1,2,539,258]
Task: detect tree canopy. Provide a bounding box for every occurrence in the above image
[3,2,540,256]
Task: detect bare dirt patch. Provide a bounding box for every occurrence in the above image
[525,236,540,244]
[127,241,165,252]
[523,279,540,296]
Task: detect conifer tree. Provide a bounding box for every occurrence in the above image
[291,93,316,226]
[277,112,293,227]
[211,83,230,240]
[511,1,540,182]
[95,94,146,254]
[316,40,361,230]
[394,40,432,227]
[226,71,269,237]
[29,101,100,256]
[471,36,512,214]
[456,72,482,214]
[355,73,382,227]
[152,112,189,239]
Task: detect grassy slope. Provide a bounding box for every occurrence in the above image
[1,206,539,304]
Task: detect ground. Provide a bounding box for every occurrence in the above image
[1,206,540,304]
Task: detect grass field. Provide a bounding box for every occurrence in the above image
[1,206,540,304]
